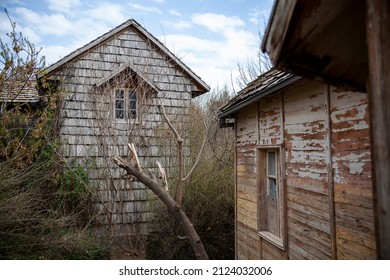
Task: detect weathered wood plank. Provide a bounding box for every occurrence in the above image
[288,216,331,249]
[288,227,331,259]
[286,176,328,195]
[287,199,330,221]
[261,238,288,260]
[336,225,376,251]
[337,238,376,260]
[288,207,330,234]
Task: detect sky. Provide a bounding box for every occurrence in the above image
[0,0,274,92]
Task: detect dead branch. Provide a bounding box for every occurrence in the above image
[157,104,208,206]
[158,104,182,141]
[157,161,168,191]
[158,104,184,205]
[183,120,208,181]
[112,149,209,260]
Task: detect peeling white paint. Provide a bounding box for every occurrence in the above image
[348,162,364,174]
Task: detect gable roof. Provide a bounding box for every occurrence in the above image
[218,68,301,118]
[42,19,209,97]
[0,80,39,103]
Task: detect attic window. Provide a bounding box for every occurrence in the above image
[114,88,137,120]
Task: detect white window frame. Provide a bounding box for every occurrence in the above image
[257,145,285,250]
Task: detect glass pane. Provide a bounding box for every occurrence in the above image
[128,90,136,101]
[268,151,276,176]
[115,109,124,119]
[268,178,277,198]
[115,89,124,99]
[128,90,136,118]
[115,99,124,109]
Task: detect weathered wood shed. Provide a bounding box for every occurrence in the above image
[218,69,376,259]
[262,0,390,259]
[40,19,209,242]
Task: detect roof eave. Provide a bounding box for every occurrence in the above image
[218,75,302,118]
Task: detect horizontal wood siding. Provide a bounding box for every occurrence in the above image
[235,104,258,259]
[284,82,332,259]
[258,95,286,258]
[234,79,375,259]
[258,95,283,145]
[330,88,376,259]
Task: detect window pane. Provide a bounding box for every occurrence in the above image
[128,90,136,101]
[115,89,124,99]
[268,151,276,176]
[115,89,125,119]
[116,109,124,119]
[115,99,124,109]
[128,90,137,119]
[268,178,277,198]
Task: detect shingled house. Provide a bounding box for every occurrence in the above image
[38,20,209,242]
[219,69,375,259]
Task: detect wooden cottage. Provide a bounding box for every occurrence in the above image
[261,0,389,258]
[218,69,376,259]
[40,20,209,242]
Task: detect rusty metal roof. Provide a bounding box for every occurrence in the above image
[0,80,39,103]
[218,68,301,118]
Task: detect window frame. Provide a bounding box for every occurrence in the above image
[257,145,286,250]
[114,88,138,122]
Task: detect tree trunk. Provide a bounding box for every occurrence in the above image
[113,156,209,260]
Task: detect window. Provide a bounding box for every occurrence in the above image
[257,146,285,249]
[114,88,137,120]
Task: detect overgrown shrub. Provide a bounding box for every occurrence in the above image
[0,154,109,259]
[0,10,109,259]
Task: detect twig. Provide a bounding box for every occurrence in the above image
[183,120,209,181]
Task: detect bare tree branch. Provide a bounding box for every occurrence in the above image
[183,120,208,181]
[156,161,168,191]
[113,152,209,260]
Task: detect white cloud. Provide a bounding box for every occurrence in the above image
[45,0,81,13]
[161,19,191,31]
[20,26,42,44]
[192,13,245,34]
[88,2,126,25]
[0,12,11,33]
[42,44,74,65]
[248,6,270,25]
[14,7,73,36]
[128,2,162,14]
[161,13,259,90]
